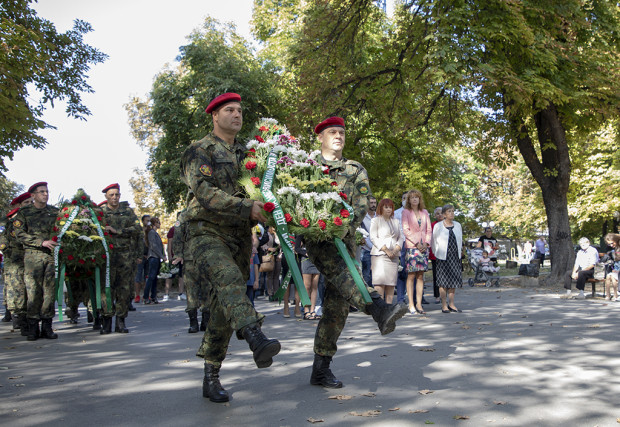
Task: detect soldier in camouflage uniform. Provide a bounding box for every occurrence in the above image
[172,209,209,333]
[0,192,32,332]
[13,182,59,340]
[305,117,408,389]
[99,183,143,334]
[180,92,280,403]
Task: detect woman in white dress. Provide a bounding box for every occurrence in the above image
[369,199,403,304]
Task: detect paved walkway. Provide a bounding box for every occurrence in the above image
[1,283,619,426]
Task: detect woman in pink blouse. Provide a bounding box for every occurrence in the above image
[401,190,432,315]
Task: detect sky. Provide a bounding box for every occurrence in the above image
[6,0,255,204]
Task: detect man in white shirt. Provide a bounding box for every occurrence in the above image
[564,237,599,299]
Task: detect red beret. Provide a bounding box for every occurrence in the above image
[102,183,120,193]
[98,201,107,207]
[205,92,241,114]
[314,117,345,134]
[7,207,19,218]
[10,192,31,206]
[28,182,47,193]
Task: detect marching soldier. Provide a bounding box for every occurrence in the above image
[305,117,408,388]
[0,192,32,332]
[13,182,59,340]
[180,92,280,403]
[99,183,142,334]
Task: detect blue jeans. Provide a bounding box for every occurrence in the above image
[143,257,161,300]
[361,249,373,287]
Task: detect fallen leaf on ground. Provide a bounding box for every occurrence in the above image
[588,324,600,328]
[389,407,400,411]
[357,361,371,367]
[419,389,434,395]
[328,395,353,400]
[14,384,25,387]
[493,401,507,405]
[419,348,435,352]
[362,392,376,397]
[8,376,22,380]
[454,415,470,420]
[349,410,381,417]
[462,325,470,329]
[307,417,324,423]
[181,359,190,363]
[410,409,429,413]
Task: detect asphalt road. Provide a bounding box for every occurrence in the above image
[1,282,620,426]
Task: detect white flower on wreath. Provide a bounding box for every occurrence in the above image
[300,192,318,200]
[356,227,369,238]
[277,187,300,196]
[289,161,314,169]
[262,118,279,125]
[78,235,93,242]
[308,150,322,161]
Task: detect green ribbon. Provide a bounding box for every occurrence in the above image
[260,150,311,307]
[274,269,292,302]
[334,238,372,304]
[55,264,66,321]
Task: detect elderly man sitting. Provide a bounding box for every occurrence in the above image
[564,237,599,299]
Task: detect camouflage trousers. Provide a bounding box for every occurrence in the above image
[183,259,208,313]
[306,239,377,357]
[4,259,26,315]
[24,250,56,320]
[190,234,264,367]
[65,280,90,310]
[100,251,134,318]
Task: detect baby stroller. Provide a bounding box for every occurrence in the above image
[468,248,500,287]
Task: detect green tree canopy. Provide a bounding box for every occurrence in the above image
[0,0,107,171]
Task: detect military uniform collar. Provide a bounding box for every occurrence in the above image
[320,154,347,170]
[211,132,243,154]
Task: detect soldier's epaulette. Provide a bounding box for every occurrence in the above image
[120,201,130,208]
[345,158,366,171]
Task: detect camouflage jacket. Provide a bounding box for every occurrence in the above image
[13,204,59,253]
[171,210,192,261]
[180,132,254,239]
[0,214,25,262]
[321,155,371,235]
[101,202,142,257]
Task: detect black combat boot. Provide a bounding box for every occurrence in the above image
[200,309,210,331]
[202,363,229,403]
[12,314,21,330]
[241,324,281,368]
[1,305,11,322]
[100,316,112,334]
[93,312,102,330]
[67,307,79,324]
[367,293,408,335]
[188,309,199,333]
[26,318,40,341]
[128,298,136,311]
[310,354,343,388]
[115,316,128,333]
[40,318,58,339]
[87,310,94,323]
[19,314,29,336]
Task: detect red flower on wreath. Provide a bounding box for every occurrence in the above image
[284,213,292,223]
[62,207,68,212]
[97,216,102,222]
[64,213,69,218]
[251,177,261,186]
[56,217,61,221]
[59,249,63,254]
[52,236,58,242]
[323,167,330,174]
[53,226,58,232]
[102,254,107,259]
[71,200,77,205]
[300,218,310,228]
[259,126,269,132]
[331,181,338,186]
[104,232,109,236]
[109,244,114,249]
[81,196,87,201]
[317,220,327,230]
[245,161,257,170]
[67,255,74,261]
[78,259,85,265]
[338,192,347,200]
[340,209,350,218]
[255,135,265,143]
[333,217,343,226]
[263,202,275,213]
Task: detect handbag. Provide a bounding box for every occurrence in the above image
[259,253,275,272]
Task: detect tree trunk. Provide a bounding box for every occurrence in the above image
[508,101,574,284]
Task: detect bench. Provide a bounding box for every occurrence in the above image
[586,278,606,298]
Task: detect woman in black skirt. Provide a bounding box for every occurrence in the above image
[431,205,463,313]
